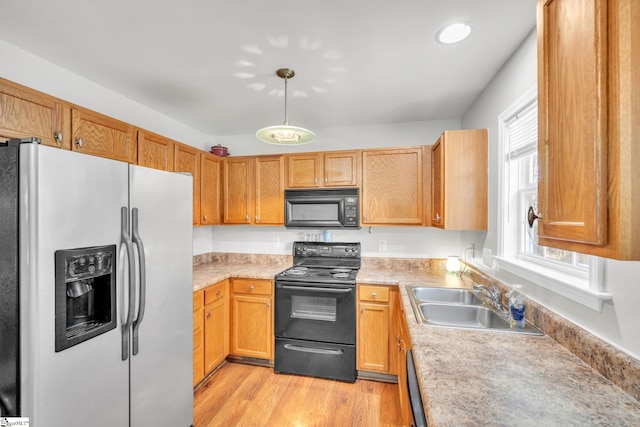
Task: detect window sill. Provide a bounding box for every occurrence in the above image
[468,256,611,312]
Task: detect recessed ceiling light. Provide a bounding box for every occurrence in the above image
[436,22,472,44]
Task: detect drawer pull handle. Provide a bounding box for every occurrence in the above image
[54,131,63,144]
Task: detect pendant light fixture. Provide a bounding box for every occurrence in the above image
[256,68,316,145]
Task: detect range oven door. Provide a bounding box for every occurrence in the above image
[274,281,356,345]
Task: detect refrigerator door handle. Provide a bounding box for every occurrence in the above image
[121,206,136,361]
[131,207,146,356]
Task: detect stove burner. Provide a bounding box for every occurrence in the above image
[286,267,309,276]
[332,273,351,279]
[330,268,352,274]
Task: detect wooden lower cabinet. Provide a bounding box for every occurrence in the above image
[393,289,414,427]
[193,290,205,386]
[204,280,229,373]
[230,278,273,361]
[357,284,396,375]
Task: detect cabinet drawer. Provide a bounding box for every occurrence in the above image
[205,280,227,304]
[193,290,204,312]
[359,285,390,303]
[232,278,272,295]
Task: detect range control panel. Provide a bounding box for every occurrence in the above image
[292,241,361,258]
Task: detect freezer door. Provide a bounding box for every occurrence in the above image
[19,144,130,427]
[129,164,193,427]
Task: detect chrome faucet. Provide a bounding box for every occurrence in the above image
[473,283,503,311]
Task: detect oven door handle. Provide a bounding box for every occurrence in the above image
[278,285,353,293]
[283,344,344,356]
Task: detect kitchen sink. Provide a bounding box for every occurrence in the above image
[418,303,511,329]
[410,286,483,305]
[407,286,543,335]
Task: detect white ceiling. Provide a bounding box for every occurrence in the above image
[0,0,536,138]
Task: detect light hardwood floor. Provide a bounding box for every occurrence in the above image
[194,362,403,427]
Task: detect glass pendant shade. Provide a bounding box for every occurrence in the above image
[256,68,315,145]
[256,124,315,145]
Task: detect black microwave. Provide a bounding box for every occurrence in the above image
[284,188,360,229]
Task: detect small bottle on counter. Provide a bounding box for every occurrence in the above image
[507,285,526,328]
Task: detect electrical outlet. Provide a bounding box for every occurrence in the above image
[272,237,280,248]
[378,240,387,251]
[482,248,493,267]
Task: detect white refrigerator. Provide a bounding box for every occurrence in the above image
[0,138,194,426]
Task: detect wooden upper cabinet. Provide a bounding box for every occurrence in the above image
[285,150,359,188]
[361,147,423,225]
[201,152,222,225]
[0,78,68,149]
[285,153,323,188]
[71,107,135,163]
[431,129,488,230]
[174,142,201,225]
[223,155,284,225]
[223,157,253,224]
[254,156,284,225]
[324,151,359,187]
[136,130,175,171]
[537,0,608,246]
[536,0,640,259]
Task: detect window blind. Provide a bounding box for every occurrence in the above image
[506,100,538,160]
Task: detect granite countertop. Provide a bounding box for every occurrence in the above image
[194,260,640,426]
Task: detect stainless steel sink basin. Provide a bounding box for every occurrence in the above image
[418,303,511,329]
[410,286,483,305]
[407,286,543,335]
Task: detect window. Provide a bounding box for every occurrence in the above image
[497,87,608,311]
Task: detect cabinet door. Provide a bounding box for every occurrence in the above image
[255,156,284,225]
[174,143,201,225]
[324,151,359,187]
[357,301,390,372]
[201,153,221,225]
[361,147,423,225]
[230,294,272,360]
[137,130,174,171]
[431,137,444,227]
[537,0,608,245]
[71,107,136,163]
[285,153,323,188]
[223,157,253,224]
[0,78,67,148]
[431,129,488,230]
[193,291,204,387]
[204,297,227,373]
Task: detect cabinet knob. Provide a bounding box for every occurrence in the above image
[314,178,318,184]
[255,215,258,221]
[54,131,63,144]
[203,215,207,221]
[527,206,542,228]
[216,290,220,297]
[248,285,255,290]
[370,292,378,298]
[245,215,249,222]
[435,213,441,223]
[75,138,83,148]
[206,311,211,319]
[267,302,271,309]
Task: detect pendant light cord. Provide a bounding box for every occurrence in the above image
[283,73,289,126]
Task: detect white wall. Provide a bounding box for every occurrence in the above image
[0,40,212,149]
[461,29,640,359]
